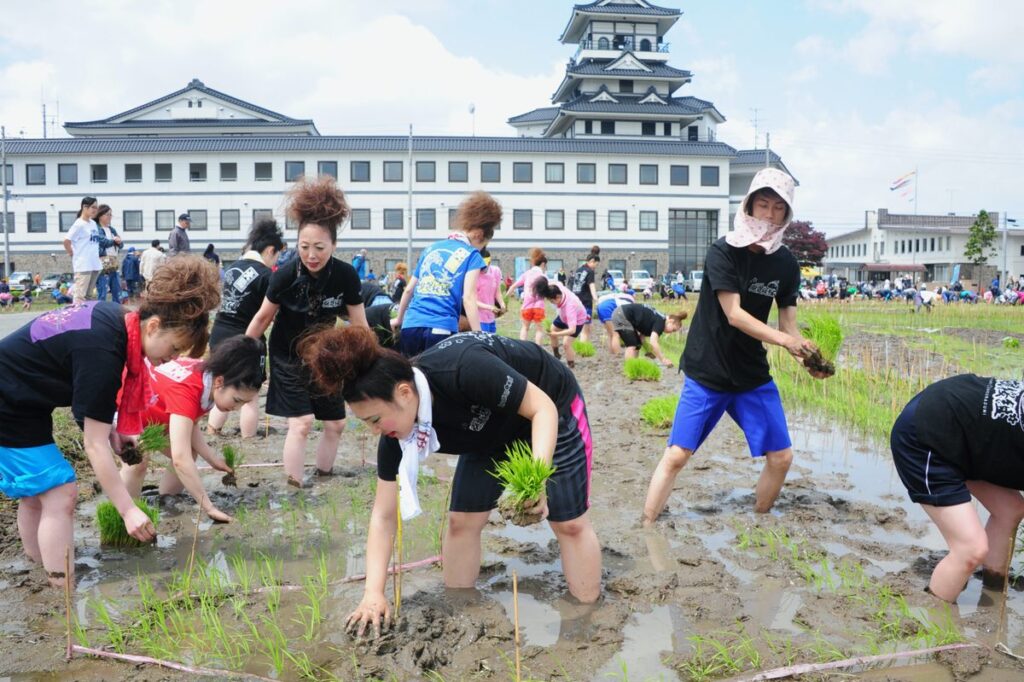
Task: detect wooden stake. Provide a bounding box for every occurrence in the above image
[394,491,403,622]
[184,506,202,594]
[512,570,521,682]
[996,528,1017,644]
[64,545,73,661]
[264,415,270,438]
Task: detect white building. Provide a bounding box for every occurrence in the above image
[824,209,1024,285]
[0,0,792,278]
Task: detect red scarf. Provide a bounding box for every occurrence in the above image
[116,311,149,436]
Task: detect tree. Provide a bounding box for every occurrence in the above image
[963,209,998,266]
[783,220,828,265]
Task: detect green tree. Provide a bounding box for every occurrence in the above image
[963,210,997,265]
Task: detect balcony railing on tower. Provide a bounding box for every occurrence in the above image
[573,37,670,61]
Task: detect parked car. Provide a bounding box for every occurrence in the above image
[606,269,624,290]
[630,269,654,291]
[40,272,73,292]
[688,270,704,292]
[7,271,33,295]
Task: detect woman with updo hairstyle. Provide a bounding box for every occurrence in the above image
[0,256,220,588]
[299,326,602,636]
[246,176,368,487]
[206,218,285,438]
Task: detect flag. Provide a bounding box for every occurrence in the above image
[889,170,916,192]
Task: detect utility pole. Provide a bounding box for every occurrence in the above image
[2,126,9,279]
[765,132,771,168]
[1002,214,1015,287]
[406,124,413,267]
[42,103,47,139]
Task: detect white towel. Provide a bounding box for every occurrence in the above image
[396,367,440,520]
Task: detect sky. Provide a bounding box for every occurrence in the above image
[0,0,1022,237]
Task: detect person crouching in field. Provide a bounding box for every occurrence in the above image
[891,374,1024,602]
[643,169,828,524]
[0,256,220,587]
[118,336,265,522]
[533,278,589,368]
[609,302,685,368]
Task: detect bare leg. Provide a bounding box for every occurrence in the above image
[549,512,601,602]
[519,320,529,341]
[534,322,544,346]
[921,501,988,602]
[564,336,576,365]
[206,405,228,433]
[283,415,314,483]
[442,511,490,587]
[238,399,260,439]
[16,495,43,563]
[642,445,692,525]
[119,453,150,498]
[755,448,793,513]
[158,449,196,496]
[37,482,77,589]
[315,419,345,473]
[624,346,639,360]
[966,481,1024,580]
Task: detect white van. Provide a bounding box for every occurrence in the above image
[630,269,654,290]
[688,270,704,292]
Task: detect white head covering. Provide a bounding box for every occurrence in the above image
[726,168,796,255]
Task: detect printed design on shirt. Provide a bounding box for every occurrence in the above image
[989,379,1024,431]
[435,331,501,349]
[467,405,492,432]
[320,296,344,309]
[221,265,260,314]
[416,246,469,299]
[155,360,193,383]
[571,269,590,295]
[30,301,97,342]
[747,277,780,298]
[498,375,514,408]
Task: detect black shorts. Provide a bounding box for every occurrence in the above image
[616,328,642,349]
[890,395,971,507]
[450,394,593,522]
[552,316,584,338]
[266,353,346,421]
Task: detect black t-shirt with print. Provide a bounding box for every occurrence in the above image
[0,302,127,446]
[265,256,362,358]
[375,332,579,481]
[365,303,398,348]
[212,258,273,338]
[621,303,666,337]
[682,237,799,392]
[571,265,596,310]
[914,374,1024,490]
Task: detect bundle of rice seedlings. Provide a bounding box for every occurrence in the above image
[624,357,662,382]
[490,440,556,527]
[572,340,596,357]
[221,445,242,487]
[119,423,171,465]
[640,396,678,429]
[96,499,159,548]
[801,316,843,377]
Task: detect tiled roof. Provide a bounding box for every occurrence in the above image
[567,61,691,78]
[66,119,317,129]
[561,95,705,116]
[573,2,680,17]
[3,135,738,158]
[507,107,560,124]
[733,149,782,165]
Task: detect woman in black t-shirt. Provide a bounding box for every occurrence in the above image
[0,256,221,588]
[206,219,285,438]
[246,177,368,487]
[890,374,1024,602]
[610,303,686,367]
[299,327,601,636]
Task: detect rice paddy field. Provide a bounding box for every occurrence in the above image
[0,296,1022,681]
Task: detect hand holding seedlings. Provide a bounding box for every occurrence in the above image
[345,593,392,639]
[491,440,557,526]
[219,445,240,487]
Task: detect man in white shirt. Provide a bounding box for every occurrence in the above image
[62,196,100,304]
[139,239,166,289]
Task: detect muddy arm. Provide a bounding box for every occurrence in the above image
[716,291,809,357]
[516,382,558,467]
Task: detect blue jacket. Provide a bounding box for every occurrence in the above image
[95,224,119,257]
[122,253,141,281]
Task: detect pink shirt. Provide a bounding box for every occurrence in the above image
[553,282,588,328]
[476,265,502,323]
[512,266,547,310]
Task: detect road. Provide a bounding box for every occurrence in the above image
[0,311,36,339]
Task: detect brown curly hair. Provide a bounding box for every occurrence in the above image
[454,191,502,241]
[298,326,414,401]
[287,176,350,242]
[528,247,547,267]
[139,255,221,356]
[668,311,689,325]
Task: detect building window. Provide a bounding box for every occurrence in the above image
[350,161,371,182]
[91,164,108,183]
[609,258,626,272]
[620,79,634,93]
[608,164,628,184]
[664,122,672,136]
[946,236,951,250]
[545,209,564,231]
[700,166,720,186]
[125,163,142,183]
[639,164,658,185]
[26,164,46,185]
[155,163,173,183]
[668,209,718,275]
[59,212,76,233]
[545,163,565,183]
[285,161,305,182]
[641,259,658,277]
[285,212,299,231]
[58,164,78,185]
[640,211,658,231]
[317,161,338,179]
[189,163,207,182]
[513,162,533,183]
[253,209,274,224]
[513,209,533,230]
[581,120,592,135]
[156,210,175,231]
[220,162,237,181]
[123,210,143,232]
[254,162,273,181]
[600,120,616,135]
[188,209,207,231]
[384,161,404,182]
[670,165,689,186]
[481,162,501,183]
[641,121,656,136]
[415,161,436,183]
[688,125,699,141]
[577,163,596,184]
[609,210,627,231]
[930,237,936,251]
[383,209,403,229]
[598,37,610,49]
[27,212,47,233]
[220,209,240,231]
[448,207,458,228]
[350,208,371,230]
[577,210,596,231]
[448,161,468,182]
[416,208,436,230]
[2,163,12,185]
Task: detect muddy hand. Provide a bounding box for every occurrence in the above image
[123,506,157,543]
[205,506,233,524]
[346,594,392,639]
[525,493,549,520]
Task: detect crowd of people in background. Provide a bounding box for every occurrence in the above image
[797,273,1024,308]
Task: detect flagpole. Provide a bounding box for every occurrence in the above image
[914,165,918,216]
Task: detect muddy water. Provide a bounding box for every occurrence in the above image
[1,338,1023,680]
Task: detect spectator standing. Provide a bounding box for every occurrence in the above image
[167,214,191,256]
[140,239,166,288]
[390,262,408,302]
[63,196,101,304]
[94,204,123,302]
[122,247,142,302]
[352,248,368,280]
[203,243,221,268]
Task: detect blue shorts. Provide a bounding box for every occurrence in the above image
[890,395,970,507]
[552,316,583,338]
[480,321,497,333]
[399,326,453,357]
[668,378,791,457]
[0,443,77,499]
[596,299,618,323]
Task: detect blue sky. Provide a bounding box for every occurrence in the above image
[0,0,1021,235]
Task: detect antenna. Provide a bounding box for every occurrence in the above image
[42,102,47,139]
[469,102,476,137]
[750,108,759,149]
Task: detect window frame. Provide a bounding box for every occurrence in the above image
[25,164,46,185]
[512,209,533,230]
[189,162,208,183]
[545,209,565,231]
[285,160,306,182]
[154,163,173,183]
[639,164,659,185]
[448,161,468,183]
[27,211,47,233]
[608,210,627,231]
[317,160,338,179]
[220,162,238,182]
[480,161,501,183]
[57,163,78,185]
[155,210,175,231]
[639,210,658,231]
[125,163,143,183]
[383,161,404,183]
[415,160,436,183]
[416,208,437,230]
[90,164,108,184]
[254,162,273,182]
[577,163,596,184]
[123,210,143,232]
[577,209,596,231]
[220,209,241,231]
[513,162,533,183]
[700,165,720,187]
[350,208,371,230]
[383,208,404,230]
[350,161,371,183]
[545,162,565,184]
[608,163,628,185]
[187,209,208,231]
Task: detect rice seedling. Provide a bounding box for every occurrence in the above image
[221,444,242,487]
[572,340,596,357]
[490,440,557,526]
[623,357,662,381]
[96,499,159,547]
[800,315,843,376]
[640,395,677,429]
[1003,336,1020,349]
